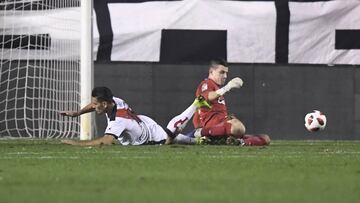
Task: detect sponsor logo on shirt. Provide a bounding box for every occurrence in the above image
[218,97,226,105]
[201,83,208,92]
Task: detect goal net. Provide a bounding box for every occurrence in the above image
[0,0,84,139]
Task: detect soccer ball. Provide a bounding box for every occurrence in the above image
[304,110,327,132]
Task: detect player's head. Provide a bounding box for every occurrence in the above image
[91,86,114,114]
[208,59,229,86]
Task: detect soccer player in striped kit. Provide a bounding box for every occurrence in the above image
[61,86,205,146]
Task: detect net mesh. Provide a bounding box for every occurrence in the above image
[0,0,81,138]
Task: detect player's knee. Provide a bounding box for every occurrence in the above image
[230,120,246,137]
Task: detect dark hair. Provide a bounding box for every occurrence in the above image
[209,58,228,68]
[91,86,113,102]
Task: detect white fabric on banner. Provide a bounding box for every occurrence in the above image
[108,0,276,63]
[0,8,82,60]
[1,0,359,65]
[289,0,360,65]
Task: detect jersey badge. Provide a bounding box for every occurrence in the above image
[201,83,208,92]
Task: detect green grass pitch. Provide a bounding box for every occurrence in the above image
[0,139,359,203]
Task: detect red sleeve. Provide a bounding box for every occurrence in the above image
[193,79,218,128]
[196,79,217,100]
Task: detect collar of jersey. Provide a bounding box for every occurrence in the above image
[107,100,117,121]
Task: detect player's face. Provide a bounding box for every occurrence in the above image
[209,65,228,86]
[91,97,108,114]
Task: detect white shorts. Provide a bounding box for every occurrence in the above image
[138,115,167,143]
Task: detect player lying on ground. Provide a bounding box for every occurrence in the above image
[60,86,207,146]
[167,59,271,146]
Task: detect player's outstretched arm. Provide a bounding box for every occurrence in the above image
[59,111,81,117]
[61,134,116,146]
[60,103,95,117]
[207,77,243,101]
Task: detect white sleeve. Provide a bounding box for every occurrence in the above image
[105,120,125,138]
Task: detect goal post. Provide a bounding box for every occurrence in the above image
[80,0,94,140]
[0,0,94,139]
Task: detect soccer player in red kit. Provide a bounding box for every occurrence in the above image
[193,59,270,146]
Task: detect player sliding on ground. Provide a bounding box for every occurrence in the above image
[60,86,208,146]
[167,59,271,146]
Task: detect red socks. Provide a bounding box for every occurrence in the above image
[243,135,268,146]
[201,122,232,137]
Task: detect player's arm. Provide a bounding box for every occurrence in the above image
[61,134,116,146]
[207,77,244,101]
[60,102,95,117]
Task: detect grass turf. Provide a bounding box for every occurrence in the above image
[0,140,359,203]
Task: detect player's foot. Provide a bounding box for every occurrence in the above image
[164,128,177,145]
[226,136,245,146]
[195,136,211,145]
[195,136,204,145]
[193,95,211,109]
[194,128,207,145]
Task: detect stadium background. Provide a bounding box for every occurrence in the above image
[91,0,360,140]
[1,0,360,139]
[94,62,360,140]
[1,2,360,203]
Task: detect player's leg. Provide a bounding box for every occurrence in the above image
[200,116,245,138]
[166,96,211,134]
[165,96,210,144]
[226,134,270,146]
[243,134,271,146]
[224,116,269,146]
[166,106,194,135]
[200,120,231,137]
[197,115,247,145]
[227,118,246,138]
[172,130,226,145]
[165,104,196,144]
[170,129,211,145]
[172,133,196,144]
[138,115,168,144]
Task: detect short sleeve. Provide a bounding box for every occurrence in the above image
[196,80,217,100]
[105,120,125,138]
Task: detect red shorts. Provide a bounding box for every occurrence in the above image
[202,113,227,129]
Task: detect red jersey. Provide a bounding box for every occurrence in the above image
[193,78,228,128]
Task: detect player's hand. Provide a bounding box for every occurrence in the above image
[216,77,244,96]
[226,77,243,90]
[60,111,80,117]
